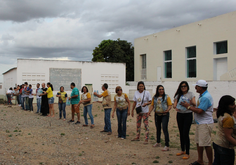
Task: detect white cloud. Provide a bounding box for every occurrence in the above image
[0,0,235,79]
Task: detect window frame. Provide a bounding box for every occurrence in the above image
[163,50,172,78]
[186,46,197,78]
[214,40,228,55]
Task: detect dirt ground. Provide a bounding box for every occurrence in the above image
[0,102,229,165]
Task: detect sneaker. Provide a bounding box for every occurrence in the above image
[162,146,170,151]
[69,120,74,122]
[121,137,125,140]
[75,121,80,124]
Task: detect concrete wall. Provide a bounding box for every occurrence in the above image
[127,81,236,108]
[17,59,126,94]
[1,59,128,103]
[0,82,4,99]
[134,11,236,82]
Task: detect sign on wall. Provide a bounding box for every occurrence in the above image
[49,68,81,91]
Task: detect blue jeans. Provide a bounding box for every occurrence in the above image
[25,97,29,110]
[83,104,94,125]
[37,98,41,113]
[18,95,21,104]
[116,108,128,138]
[155,112,170,147]
[213,142,235,165]
[58,103,66,119]
[6,94,12,105]
[104,108,112,132]
[29,98,34,111]
[21,97,25,109]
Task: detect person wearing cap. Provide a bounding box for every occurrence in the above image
[181,80,214,165]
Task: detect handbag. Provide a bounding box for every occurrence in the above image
[136,91,145,114]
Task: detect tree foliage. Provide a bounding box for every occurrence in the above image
[92,39,134,81]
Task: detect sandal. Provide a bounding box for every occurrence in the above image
[90,125,95,129]
[131,138,140,141]
[176,151,186,156]
[182,154,190,160]
[153,143,161,147]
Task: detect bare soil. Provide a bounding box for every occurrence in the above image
[0,102,223,165]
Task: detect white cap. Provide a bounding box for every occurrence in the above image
[193,80,208,87]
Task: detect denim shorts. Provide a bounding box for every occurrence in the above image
[48,97,54,104]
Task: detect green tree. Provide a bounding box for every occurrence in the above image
[92,39,134,81]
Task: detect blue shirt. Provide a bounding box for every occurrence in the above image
[71,87,80,105]
[195,90,214,125]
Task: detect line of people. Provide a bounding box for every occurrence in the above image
[6,80,236,165]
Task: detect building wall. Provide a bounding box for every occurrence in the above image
[3,69,17,93]
[0,82,4,99]
[134,11,236,82]
[14,59,127,102]
[127,81,236,107]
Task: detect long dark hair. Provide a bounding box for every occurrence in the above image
[174,81,190,102]
[154,85,165,102]
[217,95,235,118]
[47,82,53,91]
[137,81,146,90]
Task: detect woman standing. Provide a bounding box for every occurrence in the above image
[40,83,49,116]
[112,86,130,139]
[131,81,152,144]
[43,82,54,117]
[213,95,236,165]
[148,85,172,151]
[56,86,67,121]
[77,86,94,128]
[173,81,196,159]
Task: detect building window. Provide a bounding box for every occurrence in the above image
[186,46,196,78]
[164,50,172,78]
[0,85,2,89]
[215,41,227,54]
[141,54,146,79]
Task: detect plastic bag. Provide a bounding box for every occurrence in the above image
[66,97,70,106]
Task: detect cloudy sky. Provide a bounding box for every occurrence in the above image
[0,0,236,82]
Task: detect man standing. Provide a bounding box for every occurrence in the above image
[36,83,42,113]
[69,82,80,124]
[181,80,214,165]
[94,83,112,135]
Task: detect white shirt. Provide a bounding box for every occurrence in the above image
[133,90,152,113]
[7,90,13,95]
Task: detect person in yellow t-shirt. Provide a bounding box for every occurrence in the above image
[77,86,94,128]
[148,85,172,151]
[111,86,130,139]
[56,86,67,121]
[213,95,236,165]
[43,82,54,117]
[94,83,112,135]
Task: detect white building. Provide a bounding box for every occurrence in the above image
[2,59,127,102]
[134,11,236,82]
[0,82,3,99]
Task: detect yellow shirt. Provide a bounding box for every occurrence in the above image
[101,90,111,109]
[214,113,236,149]
[114,93,128,110]
[46,87,53,98]
[151,95,172,113]
[151,95,172,106]
[81,92,91,106]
